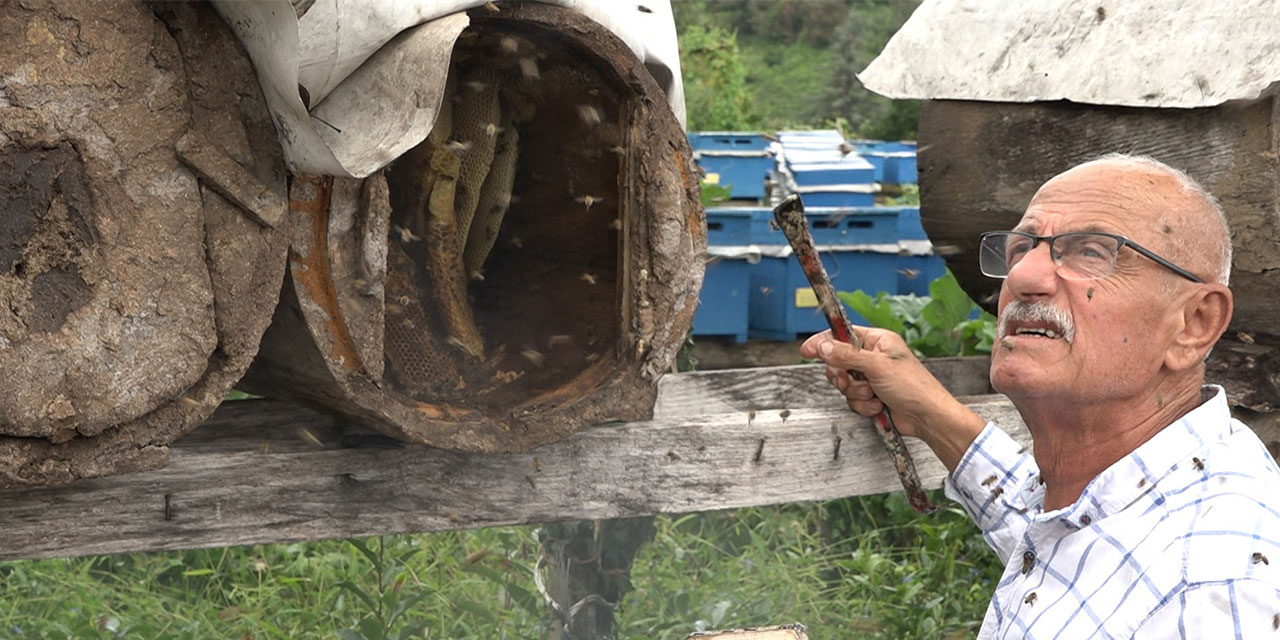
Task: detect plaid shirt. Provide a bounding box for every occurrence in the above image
[946,386,1280,639]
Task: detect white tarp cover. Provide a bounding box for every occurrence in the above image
[212,0,684,177]
[859,0,1280,109]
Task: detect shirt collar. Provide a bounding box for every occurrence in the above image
[1032,385,1233,528]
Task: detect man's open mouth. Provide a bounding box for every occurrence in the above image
[1010,324,1064,339]
[998,301,1076,343]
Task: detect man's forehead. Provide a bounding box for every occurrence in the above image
[1014,164,1172,233]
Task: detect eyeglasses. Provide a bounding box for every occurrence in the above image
[979,231,1203,283]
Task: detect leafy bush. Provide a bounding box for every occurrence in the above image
[839,270,996,358]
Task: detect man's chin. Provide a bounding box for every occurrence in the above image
[989,354,1055,398]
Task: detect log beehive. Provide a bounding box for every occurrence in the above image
[240,3,705,451]
[0,1,289,487]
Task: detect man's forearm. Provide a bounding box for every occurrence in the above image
[915,397,988,473]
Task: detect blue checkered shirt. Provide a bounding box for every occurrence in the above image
[946,386,1280,638]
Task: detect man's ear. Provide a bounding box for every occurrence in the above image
[1165,284,1233,372]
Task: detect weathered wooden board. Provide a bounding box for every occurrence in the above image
[0,360,1024,561]
[918,98,1280,411]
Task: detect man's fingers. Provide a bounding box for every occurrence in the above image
[814,338,871,371]
[848,397,884,417]
[800,330,833,358]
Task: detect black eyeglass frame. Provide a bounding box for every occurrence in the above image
[979,230,1204,283]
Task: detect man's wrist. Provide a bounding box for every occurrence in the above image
[920,401,987,473]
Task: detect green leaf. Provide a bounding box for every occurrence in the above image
[336,580,379,612]
[921,271,976,331]
[180,568,214,577]
[335,631,366,640]
[454,597,497,622]
[358,616,386,640]
[347,539,380,570]
[838,290,904,335]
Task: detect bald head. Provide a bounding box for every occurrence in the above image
[1043,154,1233,286]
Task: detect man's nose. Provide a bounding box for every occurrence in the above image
[1005,242,1059,299]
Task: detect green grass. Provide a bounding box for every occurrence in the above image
[0,493,1000,639]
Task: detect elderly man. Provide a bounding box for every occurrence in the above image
[802,155,1280,637]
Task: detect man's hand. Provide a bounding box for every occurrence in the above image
[800,328,988,472]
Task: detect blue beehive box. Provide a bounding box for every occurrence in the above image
[688,132,770,152]
[692,208,777,342]
[693,257,752,343]
[805,207,901,245]
[703,208,774,245]
[798,190,876,207]
[747,250,899,341]
[688,132,774,201]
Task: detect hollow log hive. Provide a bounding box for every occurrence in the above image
[239,3,706,452]
[0,1,290,487]
[919,99,1280,414]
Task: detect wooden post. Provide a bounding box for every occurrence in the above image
[542,517,655,640]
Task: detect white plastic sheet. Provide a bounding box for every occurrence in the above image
[859,0,1280,109]
[212,0,684,177]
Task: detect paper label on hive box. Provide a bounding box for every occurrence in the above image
[794,287,818,308]
[686,624,809,640]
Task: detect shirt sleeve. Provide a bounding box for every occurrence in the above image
[1131,579,1280,639]
[943,421,1040,564]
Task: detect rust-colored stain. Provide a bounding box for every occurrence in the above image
[289,175,366,374]
[674,149,703,238]
[414,402,477,419]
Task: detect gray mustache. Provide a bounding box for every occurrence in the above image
[998,300,1076,343]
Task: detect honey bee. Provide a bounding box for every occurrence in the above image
[1023,592,1037,606]
[518,57,540,81]
[179,396,200,407]
[779,409,791,422]
[747,409,756,425]
[510,236,524,248]
[445,140,473,154]
[608,218,622,231]
[1192,457,1204,471]
[1021,551,1035,574]
[579,272,598,285]
[524,474,537,489]
[547,334,573,348]
[532,457,543,473]
[465,550,488,565]
[981,474,999,487]
[1253,552,1269,565]
[446,511,461,524]
[393,225,420,243]
[577,104,602,127]
[575,194,603,211]
[1239,332,1256,345]
[500,36,519,53]
[296,427,324,449]
[520,347,545,366]
[897,268,920,279]
[759,286,774,298]
[483,1,499,12]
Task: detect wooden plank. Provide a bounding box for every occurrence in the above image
[654,356,993,417]
[0,364,1024,561]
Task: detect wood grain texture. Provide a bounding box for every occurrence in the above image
[0,361,1023,561]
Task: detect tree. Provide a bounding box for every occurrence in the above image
[822,0,923,140]
[678,24,762,131]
